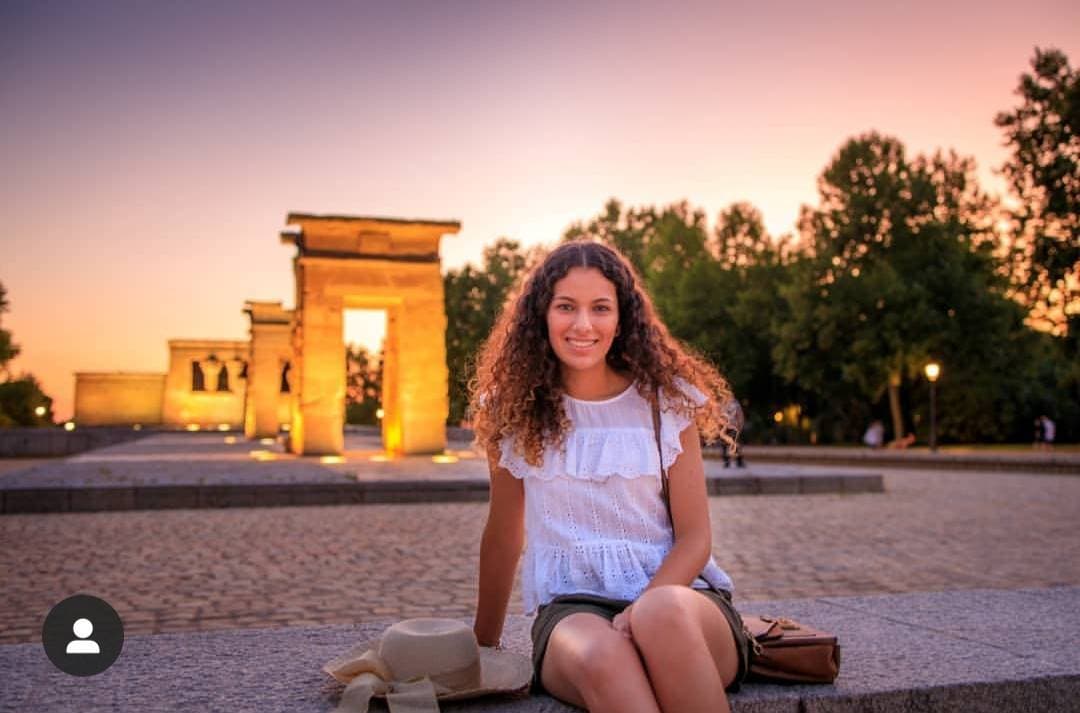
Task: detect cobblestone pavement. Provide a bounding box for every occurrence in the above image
[1,466,1078,645]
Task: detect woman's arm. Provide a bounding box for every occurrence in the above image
[613,422,713,638]
[644,421,714,590]
[472,449,526,648]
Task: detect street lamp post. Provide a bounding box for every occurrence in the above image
[925,362,941,452]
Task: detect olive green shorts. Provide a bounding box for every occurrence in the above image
[529,587,751,696]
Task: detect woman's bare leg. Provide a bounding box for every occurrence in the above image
[540,611,661,713]
[629,585,740,713]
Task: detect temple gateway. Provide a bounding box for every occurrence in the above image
[74,213,461,456]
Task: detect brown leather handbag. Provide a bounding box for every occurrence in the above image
[650,398,841,685]
[741,615,841,684]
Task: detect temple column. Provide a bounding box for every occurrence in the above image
[243,302,293,440]
[395,296,448,454]
[381,306,402,454]
[290,291,345,455]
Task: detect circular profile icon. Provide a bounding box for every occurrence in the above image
[42,594,124,676]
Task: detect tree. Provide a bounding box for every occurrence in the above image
[562,199,660,279]
[443,238,536,425]
[777,132,1027,443]
[0,282,19,380]
[994,47,1080,340]
[345,344,382,425]
[641,201,712,314]
[0,375,53,427]
[779,134,922,441]
[0,282,54,427]
[713,202,793,269]
[712,204,801,439]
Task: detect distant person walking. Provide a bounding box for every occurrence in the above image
[1038,415,1056,451]
[721,399,745,468]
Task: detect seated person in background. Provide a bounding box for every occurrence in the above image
[887,432,916,449]
[863,420,884,449]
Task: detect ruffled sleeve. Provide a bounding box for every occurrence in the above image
[498,436,531,480]
[658,378,708,470]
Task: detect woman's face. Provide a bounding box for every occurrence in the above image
[546,266,620,375]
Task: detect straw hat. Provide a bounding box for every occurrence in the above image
[323,618,531,712]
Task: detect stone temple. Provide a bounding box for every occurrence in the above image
[73,214,461,456]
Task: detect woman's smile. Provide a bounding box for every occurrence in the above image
[567,337,599,350]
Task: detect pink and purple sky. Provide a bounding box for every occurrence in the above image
[2,1,1077,421]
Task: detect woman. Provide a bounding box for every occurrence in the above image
[470,240,749,713]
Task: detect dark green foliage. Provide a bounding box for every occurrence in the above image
[0,283,19,379]
[777,132,1048,443]
[443,238,535,425]
[0,375,53,427]
[0,281,54,427]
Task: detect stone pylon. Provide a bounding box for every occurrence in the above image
[242,301,293,440]
[281,213,460,456]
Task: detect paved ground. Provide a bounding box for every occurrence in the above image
[2,457,1078,645]
[0,432,881,487]
[0,434,882,517]
[0,459,54,477]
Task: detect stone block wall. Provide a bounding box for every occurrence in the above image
[162,340,248,428]
[73,373,165,426]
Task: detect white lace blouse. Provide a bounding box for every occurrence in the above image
[498,379,734,615]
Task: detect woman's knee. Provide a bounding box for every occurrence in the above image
[634,587,741,686]
[579,632,642,688]
[630,585,700,643]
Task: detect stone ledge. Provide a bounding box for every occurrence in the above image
[707,446,1080,475]
[0,428,149,458]
[0,472,883,515]
[2,587,1076,712]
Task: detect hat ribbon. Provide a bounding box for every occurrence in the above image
[332,648,483,713]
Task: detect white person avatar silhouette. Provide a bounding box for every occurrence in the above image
[65,618,101,654]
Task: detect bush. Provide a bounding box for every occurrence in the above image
[0,375,54,427]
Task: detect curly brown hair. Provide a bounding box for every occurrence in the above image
[469,240,737,467]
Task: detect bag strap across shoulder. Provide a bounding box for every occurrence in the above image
[650,398,673,525]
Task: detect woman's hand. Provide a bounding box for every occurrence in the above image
[611,604,634,640]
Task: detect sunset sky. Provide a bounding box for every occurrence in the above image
[3,0,1077,421]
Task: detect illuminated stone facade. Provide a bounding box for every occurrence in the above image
[282,214,460,456]
[74,373,165,426]
[73,340,251,431]
[161,340,249,428]
[243,301,293,439]
[71,213,458,454]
